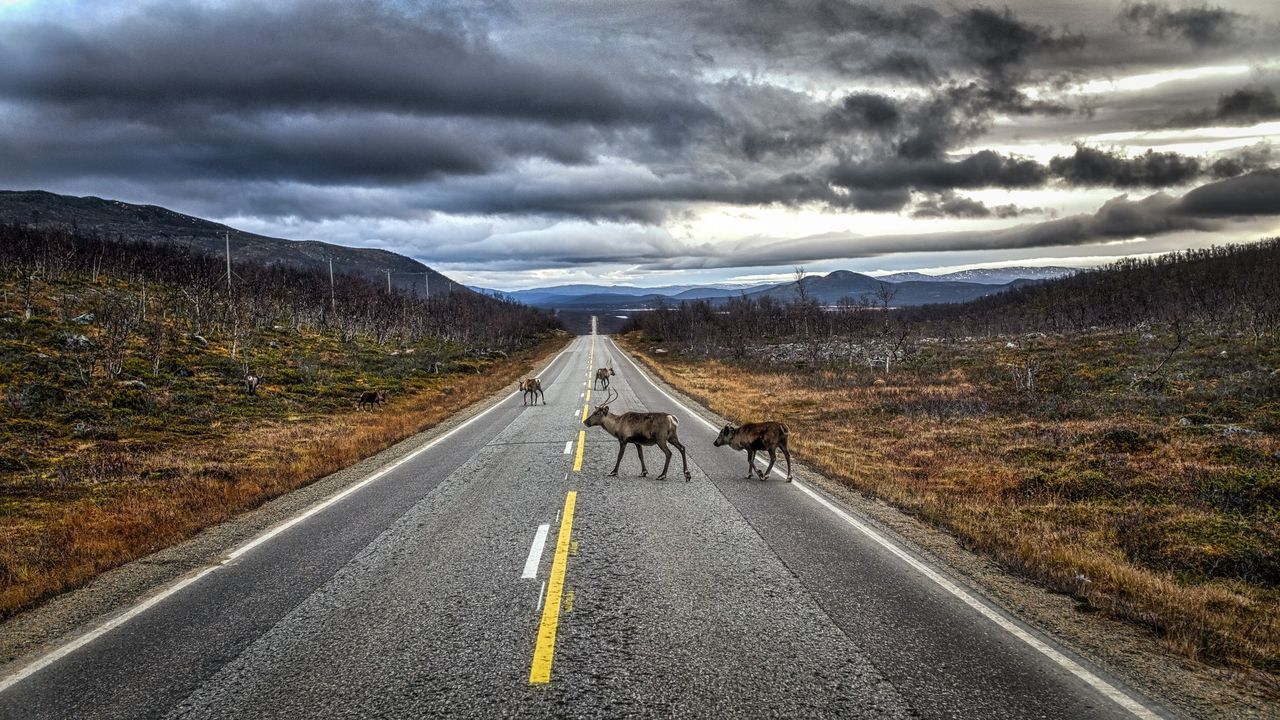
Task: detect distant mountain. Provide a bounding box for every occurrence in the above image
[0,190,466,296]
[489,282,773,306]
[877,266,1078,285]
[746,269,1028,306]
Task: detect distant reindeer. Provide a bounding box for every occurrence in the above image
[583,389,690,481]
[244,374,260,396]
[593,367,615,389]
[520,378,545,405]
[358,389,386,410]
[714,422,792,481]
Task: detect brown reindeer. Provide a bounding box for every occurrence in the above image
[583,389,690,481]
[358,389,386,410]
[714,422,792,481]
[593,366,615,389]
[519,378,545,405]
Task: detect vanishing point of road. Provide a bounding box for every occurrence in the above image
[0,324,1169,719]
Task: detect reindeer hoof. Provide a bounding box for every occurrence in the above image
[655,474,667,481]
[786,476,793,483]
[607,471,618,477]
[639,471,648,477]
[684,472,691,482]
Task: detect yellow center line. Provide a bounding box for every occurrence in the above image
[572,429,586,471]
[530,491,577,685]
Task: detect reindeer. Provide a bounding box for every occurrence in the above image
[713,421,792,481]
[593,366,615,389]
[244,374,260,396]
[358,389,386,410]
[520,378,545,405]
[583,389,691,481]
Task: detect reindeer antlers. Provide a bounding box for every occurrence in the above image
[596,387,619,408]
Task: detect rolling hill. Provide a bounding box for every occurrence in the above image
[0,190,465,296]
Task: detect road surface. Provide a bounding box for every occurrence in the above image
[0,329,1167,719]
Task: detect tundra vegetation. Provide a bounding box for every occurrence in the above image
[0,225,561,617]
[621,239,1280,680]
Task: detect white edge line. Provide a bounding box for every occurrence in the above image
[521,524,551,579]
[0,566,217,694]
[609,338,1161,720]
[0,345,576,694]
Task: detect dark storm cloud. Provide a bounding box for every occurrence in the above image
[1166,87,1280,128]
[1119,1,1243,47]
[830,150,1048,194]
[0,110,599,186]
[1049,145,1204,188]
[0,1,707,128]
[640,171,1280,270]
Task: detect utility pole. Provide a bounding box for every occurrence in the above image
[423,272,430,298]
[328,257,336,311]
[383,269,392,293]
[224,232,232,293]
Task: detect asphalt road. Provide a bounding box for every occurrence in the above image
[0,329,1167,719]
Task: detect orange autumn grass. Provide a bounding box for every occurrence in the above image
[0,338,565,618]
[618,335,1280,679]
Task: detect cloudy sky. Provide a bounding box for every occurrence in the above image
[1,0,1278,289]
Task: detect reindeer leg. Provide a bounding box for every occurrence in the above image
[653,440,672,480]
[633,443,648,477]
[609,440,626,477]
[540,389,546,405]
[763,448,777,481]
[745,449,756,479]
[670,436,691,481]
[782,443,793,482]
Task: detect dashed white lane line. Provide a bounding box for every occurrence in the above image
[609,337,1162,720]
[521,524,551,579]
[563,440,573,454]
[536,580,547,611]
[0,344,579,695]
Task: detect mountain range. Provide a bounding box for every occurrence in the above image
[477,266,1076,311]
[0,190,464,296]
[875,267,1077,284]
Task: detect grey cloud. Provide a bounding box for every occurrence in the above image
[638,171,1280,270]
[1119,1,1242,47]
[1049,145,1203,188]
[1167,86,1280,128]
[1208,143,1275,179]
[831,150,1048,194]
[910,192,1041,219]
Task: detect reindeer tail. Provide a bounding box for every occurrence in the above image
[780,422,790,436]
[669,414,679,426]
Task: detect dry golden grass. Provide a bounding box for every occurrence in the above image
[618,334,1280,678]
[0,339,564,617]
